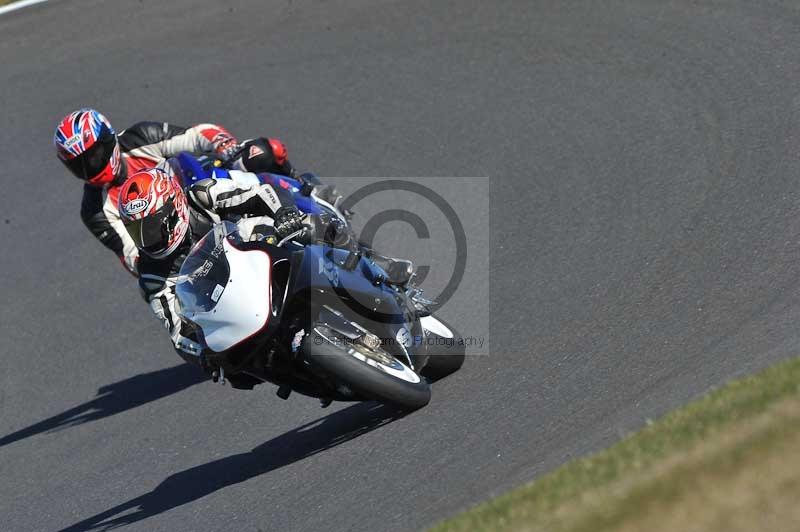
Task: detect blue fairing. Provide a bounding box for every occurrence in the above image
[300,245,411,334]
[173,152,213,186]
[171,152,323,215]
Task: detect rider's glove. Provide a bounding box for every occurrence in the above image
[214,137,240,161]
[273,206,305,240]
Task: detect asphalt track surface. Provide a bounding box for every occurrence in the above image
[3,1,800,530]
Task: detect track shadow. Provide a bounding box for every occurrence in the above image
[57,402,403,532]
[0,364,206,448]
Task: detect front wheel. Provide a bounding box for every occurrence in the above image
[304,324,431,410]
[419,315,466,381]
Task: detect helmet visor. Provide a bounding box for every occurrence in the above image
[60,132,116,181]
[125,199,180,256]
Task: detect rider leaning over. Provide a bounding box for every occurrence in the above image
[53,108,295,277]
[116,166,307,385]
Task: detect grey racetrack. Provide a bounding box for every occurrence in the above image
[4,1,800,530]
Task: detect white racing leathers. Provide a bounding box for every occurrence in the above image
[137,175,295,362]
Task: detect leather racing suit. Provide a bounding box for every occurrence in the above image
[80,121,293,276]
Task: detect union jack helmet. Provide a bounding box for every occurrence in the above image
[118,168,190,259]
[54,109,122,186]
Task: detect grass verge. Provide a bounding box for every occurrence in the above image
[431,357,800,532]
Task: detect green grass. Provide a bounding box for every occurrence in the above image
[431,357,800,532]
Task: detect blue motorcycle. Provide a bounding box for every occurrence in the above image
[172,150,347,218]
[171,153,464,409]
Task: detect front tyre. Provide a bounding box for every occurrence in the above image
[419,315,466,381]
[304,324,431,410]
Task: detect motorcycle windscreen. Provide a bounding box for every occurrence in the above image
[178,237,271,352]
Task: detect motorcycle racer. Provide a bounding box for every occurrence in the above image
[54,108,296,276]
[118,167,306,372]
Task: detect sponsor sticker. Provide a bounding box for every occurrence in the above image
[64,135,81,149]
[211,284,225,302]
[263,186,278,205]
[248,145,265,158]
[123,199,149,216]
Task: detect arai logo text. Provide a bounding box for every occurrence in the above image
[123,199,149,216]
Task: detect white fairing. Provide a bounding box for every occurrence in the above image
[420,315,454,338]
[183,239,271,352]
